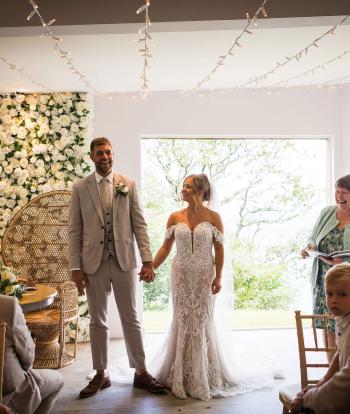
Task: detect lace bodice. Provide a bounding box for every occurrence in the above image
[165,222,223,257]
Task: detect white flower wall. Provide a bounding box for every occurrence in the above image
[0,92,92,342]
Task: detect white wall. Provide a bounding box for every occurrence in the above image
[93,86,350,337]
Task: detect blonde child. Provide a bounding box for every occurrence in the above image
[291,263,350,413]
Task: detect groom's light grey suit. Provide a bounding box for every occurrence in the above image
[68,171,152,370]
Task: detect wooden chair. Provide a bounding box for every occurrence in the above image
[0,321,5,405]
[279,310,336,414]
[1,191,79,369]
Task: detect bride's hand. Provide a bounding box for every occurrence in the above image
[212,277,222,294]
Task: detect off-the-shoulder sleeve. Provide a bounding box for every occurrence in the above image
[164,225,176,240]
[212,225,224,244]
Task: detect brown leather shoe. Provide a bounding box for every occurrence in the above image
[133,371,166,393]
[79,373,111,398]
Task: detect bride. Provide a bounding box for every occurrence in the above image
[152,174,273,400]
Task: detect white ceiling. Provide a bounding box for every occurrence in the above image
[0,15,349,94]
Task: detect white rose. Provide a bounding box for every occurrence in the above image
[10,125,18,135]
[5,285,16,295]
[51,116,60,126]
[70,123,80,133]
[40,183,52,193]
[0,181,8,192]
[49,99,55,106]
[65,148,74,156]
[60,115,71,127]
[54,141,64,151]
[32,144,48,154]
[44,155,51,162]
[55,171,65,180]
[14,167,23,177]
[75,165,83,176]
[2,161,8,167]
[20,158,28,168]
[36,159,45,168]
[60,136,70,147]
[9,157,19,168]
[18,199,27,206]
[9,108,18,117]
[66,163,73,171]
[6,199,16,208]
[1,133,14,145]
[0,198,6,207]
[30,156,37,164]
[17,127,27,139]
[45,110,51,117]
[35,167,46,177]
[18,188,28,199]
[4,165,13,175]
[76,101,87,112]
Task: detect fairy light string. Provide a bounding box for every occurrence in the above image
[27,0,107,96]
[136,0,152,98]
[242,14,350,88]
[186,0,269,94]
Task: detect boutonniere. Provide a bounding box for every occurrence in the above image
[115,182,129,197]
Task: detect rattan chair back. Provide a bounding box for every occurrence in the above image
[1,191,79,369]
[1,190,71,286]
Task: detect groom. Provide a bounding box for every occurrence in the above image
[68,136,165,397]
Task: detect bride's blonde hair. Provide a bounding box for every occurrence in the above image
[183,174,211,210]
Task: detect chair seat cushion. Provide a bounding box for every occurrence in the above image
[279,383,300,409]
[25,308,60,325]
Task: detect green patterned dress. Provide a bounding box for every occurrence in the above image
[313,226,344,330]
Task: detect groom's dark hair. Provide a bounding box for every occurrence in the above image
[90,137,112,153]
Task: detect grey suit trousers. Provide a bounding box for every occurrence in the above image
[86,256,146,370]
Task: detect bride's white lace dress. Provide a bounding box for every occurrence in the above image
[153,222,273,400]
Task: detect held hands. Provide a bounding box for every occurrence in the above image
[212,277,222,294]
[71,270,88,296]
[138,262,156,283]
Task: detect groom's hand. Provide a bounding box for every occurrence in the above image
[71,270,88,295]
[139,262,155,283]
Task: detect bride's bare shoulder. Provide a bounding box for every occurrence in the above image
[167,209,186,226]
[204,208,223,231]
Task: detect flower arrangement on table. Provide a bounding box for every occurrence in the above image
[0,261,25,298]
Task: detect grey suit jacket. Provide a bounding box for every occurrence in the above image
[68,171,152,273]
[0,295,42,413]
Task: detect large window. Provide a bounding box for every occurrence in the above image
[141,138,329,331]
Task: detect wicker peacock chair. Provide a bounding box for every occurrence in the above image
[1,190,79,369]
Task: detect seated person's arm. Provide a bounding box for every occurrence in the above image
[12,298,35,370]
[302,355,350,413]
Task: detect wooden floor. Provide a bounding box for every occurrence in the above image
[53,329,300,414]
